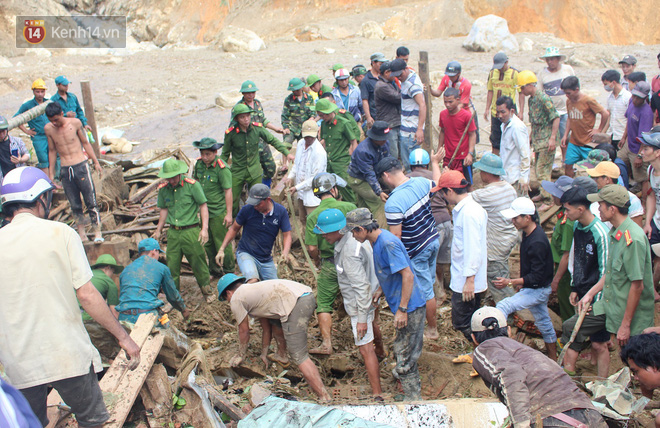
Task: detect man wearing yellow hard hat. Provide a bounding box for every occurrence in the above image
[14,79,51,173]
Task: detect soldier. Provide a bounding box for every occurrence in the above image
[281,78,315,148]
[234,80,285,187]
[222,104,294,216]
[307,74,333,103]
[153,159,214,303]
[193,138,234,277]
[14,79,50,173]
[50,76,91,132]
[316,98,358,204]
[319,92,361,141]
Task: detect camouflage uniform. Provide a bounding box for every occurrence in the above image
[281,92,314,148]
[234,98,277,180]
[528,91,560,203]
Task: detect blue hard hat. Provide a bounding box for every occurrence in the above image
[409,148,430,166]
[313,208,346,235]
[217,273,246,301]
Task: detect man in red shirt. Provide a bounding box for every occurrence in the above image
[430,61,474,114]
[439,88,477,183]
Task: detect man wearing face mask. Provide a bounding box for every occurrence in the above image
[602,70,631,148]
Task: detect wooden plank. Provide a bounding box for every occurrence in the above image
[128,180,162,204]
[104,333,165,428]
[418,51,433,153]
[198,379,247,421]
[80,81,100,159]
[540,204,560,225]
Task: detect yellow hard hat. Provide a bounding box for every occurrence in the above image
[31,79,47,90]
[516,70,537,88]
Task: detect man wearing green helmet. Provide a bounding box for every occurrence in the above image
[281,77,315,148]
[222,104,294,216]
[307,74,332,103]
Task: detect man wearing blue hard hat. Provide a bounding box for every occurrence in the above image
[116,238,190,324]
[217,273,331,401]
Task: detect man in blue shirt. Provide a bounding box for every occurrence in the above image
[14,79,50,171]
[216,183,292,282]
[347,121,390,229]
[49,76,90,131]
[116,238,190,324]
[345,207,425,400]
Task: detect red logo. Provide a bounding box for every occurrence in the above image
[23,20,46,45]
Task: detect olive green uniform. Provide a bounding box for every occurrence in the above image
[234,98,277,180]
[550,208,575,320]
[157,177,210,291]
[194,156,234,275]
[319,115,357,203]
[305,197,357,313]
[337,108,362,142]
[80,269,121,357]
[221,122,290,215]
[281,92,314,147]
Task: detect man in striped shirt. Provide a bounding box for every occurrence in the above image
[377,156,441,339]
[560,186,611,377]
[398,65,426,172]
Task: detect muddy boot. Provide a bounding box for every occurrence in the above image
[399,373,422,401]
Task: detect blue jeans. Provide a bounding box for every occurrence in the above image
[399,133,419,172]
[410,239,440,301]
[496,286,557,343]
[387,126,400,161]
[236,251,278,281]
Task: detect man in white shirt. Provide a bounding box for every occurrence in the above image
[602,70,632,146]
[285,118,327,227]
[432,169,488,339]
[497,96,531,195]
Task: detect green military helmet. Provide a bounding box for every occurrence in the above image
[307,74,321,86]
[0,116,8,130]
[351,65,367,77]
[240,80,258,93]
[315,98,338,115]
[91,253,124,273]
[158,158,188,179]
[330,63,344,72]
[231,103,254,119]
[287,77,305,91]
[313,208,346,235]
[192,137,222,150]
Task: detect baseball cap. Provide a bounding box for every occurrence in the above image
[501,197,536,219]
[638,131,660,149]
[431,170,468,192]
[632,81,651,98]
[471,307,507,333]
[380,61,392,73]
[138,238,164,253]
[340,207,374,234]
[586,161,620,179]
[619,55,637,65]
[245,183,270,205]
[370,52,387,62]
[375,156,401,176]
[55,75,70,85]
[389,59,407,77]
[301,119,318,138]
[445,61,461,77]
[586,184,630,208]
[572,176,598,194]
[492,52,508,70]
[541,175,574,199]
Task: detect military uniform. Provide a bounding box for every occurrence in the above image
[194,156,234,276]
[157,177,211,292]
[337,108,362,142]
[234,98,277,182]
[281,92,314,147]
[320,115,357,203]
[221,122,290,215]
[550,208,575,321]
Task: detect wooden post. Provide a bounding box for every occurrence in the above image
[418,51,434,152]
[80,80,101,158]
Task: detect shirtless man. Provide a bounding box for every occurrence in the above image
[45,102,103,243]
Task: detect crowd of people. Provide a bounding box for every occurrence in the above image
[3,45,660,427]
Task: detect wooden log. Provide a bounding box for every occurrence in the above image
[418,51,433,152]
[8,100,52,130]
[198,379,247,421]
[128,180,162,204]
[87,224,159,236]
[140,364,173,427]
[80,81,100,159]
[48,202,69,220]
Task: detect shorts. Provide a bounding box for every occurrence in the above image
[565,142,592,166]
[20,365,109,427]
[350,311,375,346]
[236,251,278,281]
[650,220,660,247]
[618,143,649,182]
[282,293,316,365]
[451,291,484,340]
[444,157,474,185]
[561,313,608,351]
[435,221,452,264]
[316,260,339,313]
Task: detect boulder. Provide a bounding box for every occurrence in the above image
[359,21,385,40]
[219,26,265,53]
[214,92,242,109]
[520,37,534,51]
[462,15,519,53]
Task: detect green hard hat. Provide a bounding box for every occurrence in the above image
[231,103,254,119]
[158,159,188,179]
[0,116,7,130]
[192,137,222,150]
[307,74,321,86]
[217,273,246,301]
[287,77,305,91]
[240,80,258,93]
[315,98,338,115]
[313,208,346,235]
[91,254,124,273]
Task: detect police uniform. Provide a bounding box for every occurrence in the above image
[194,156,234,275]
[234,98,277,183]
[320,114,357,203]
[156,177,211,293]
